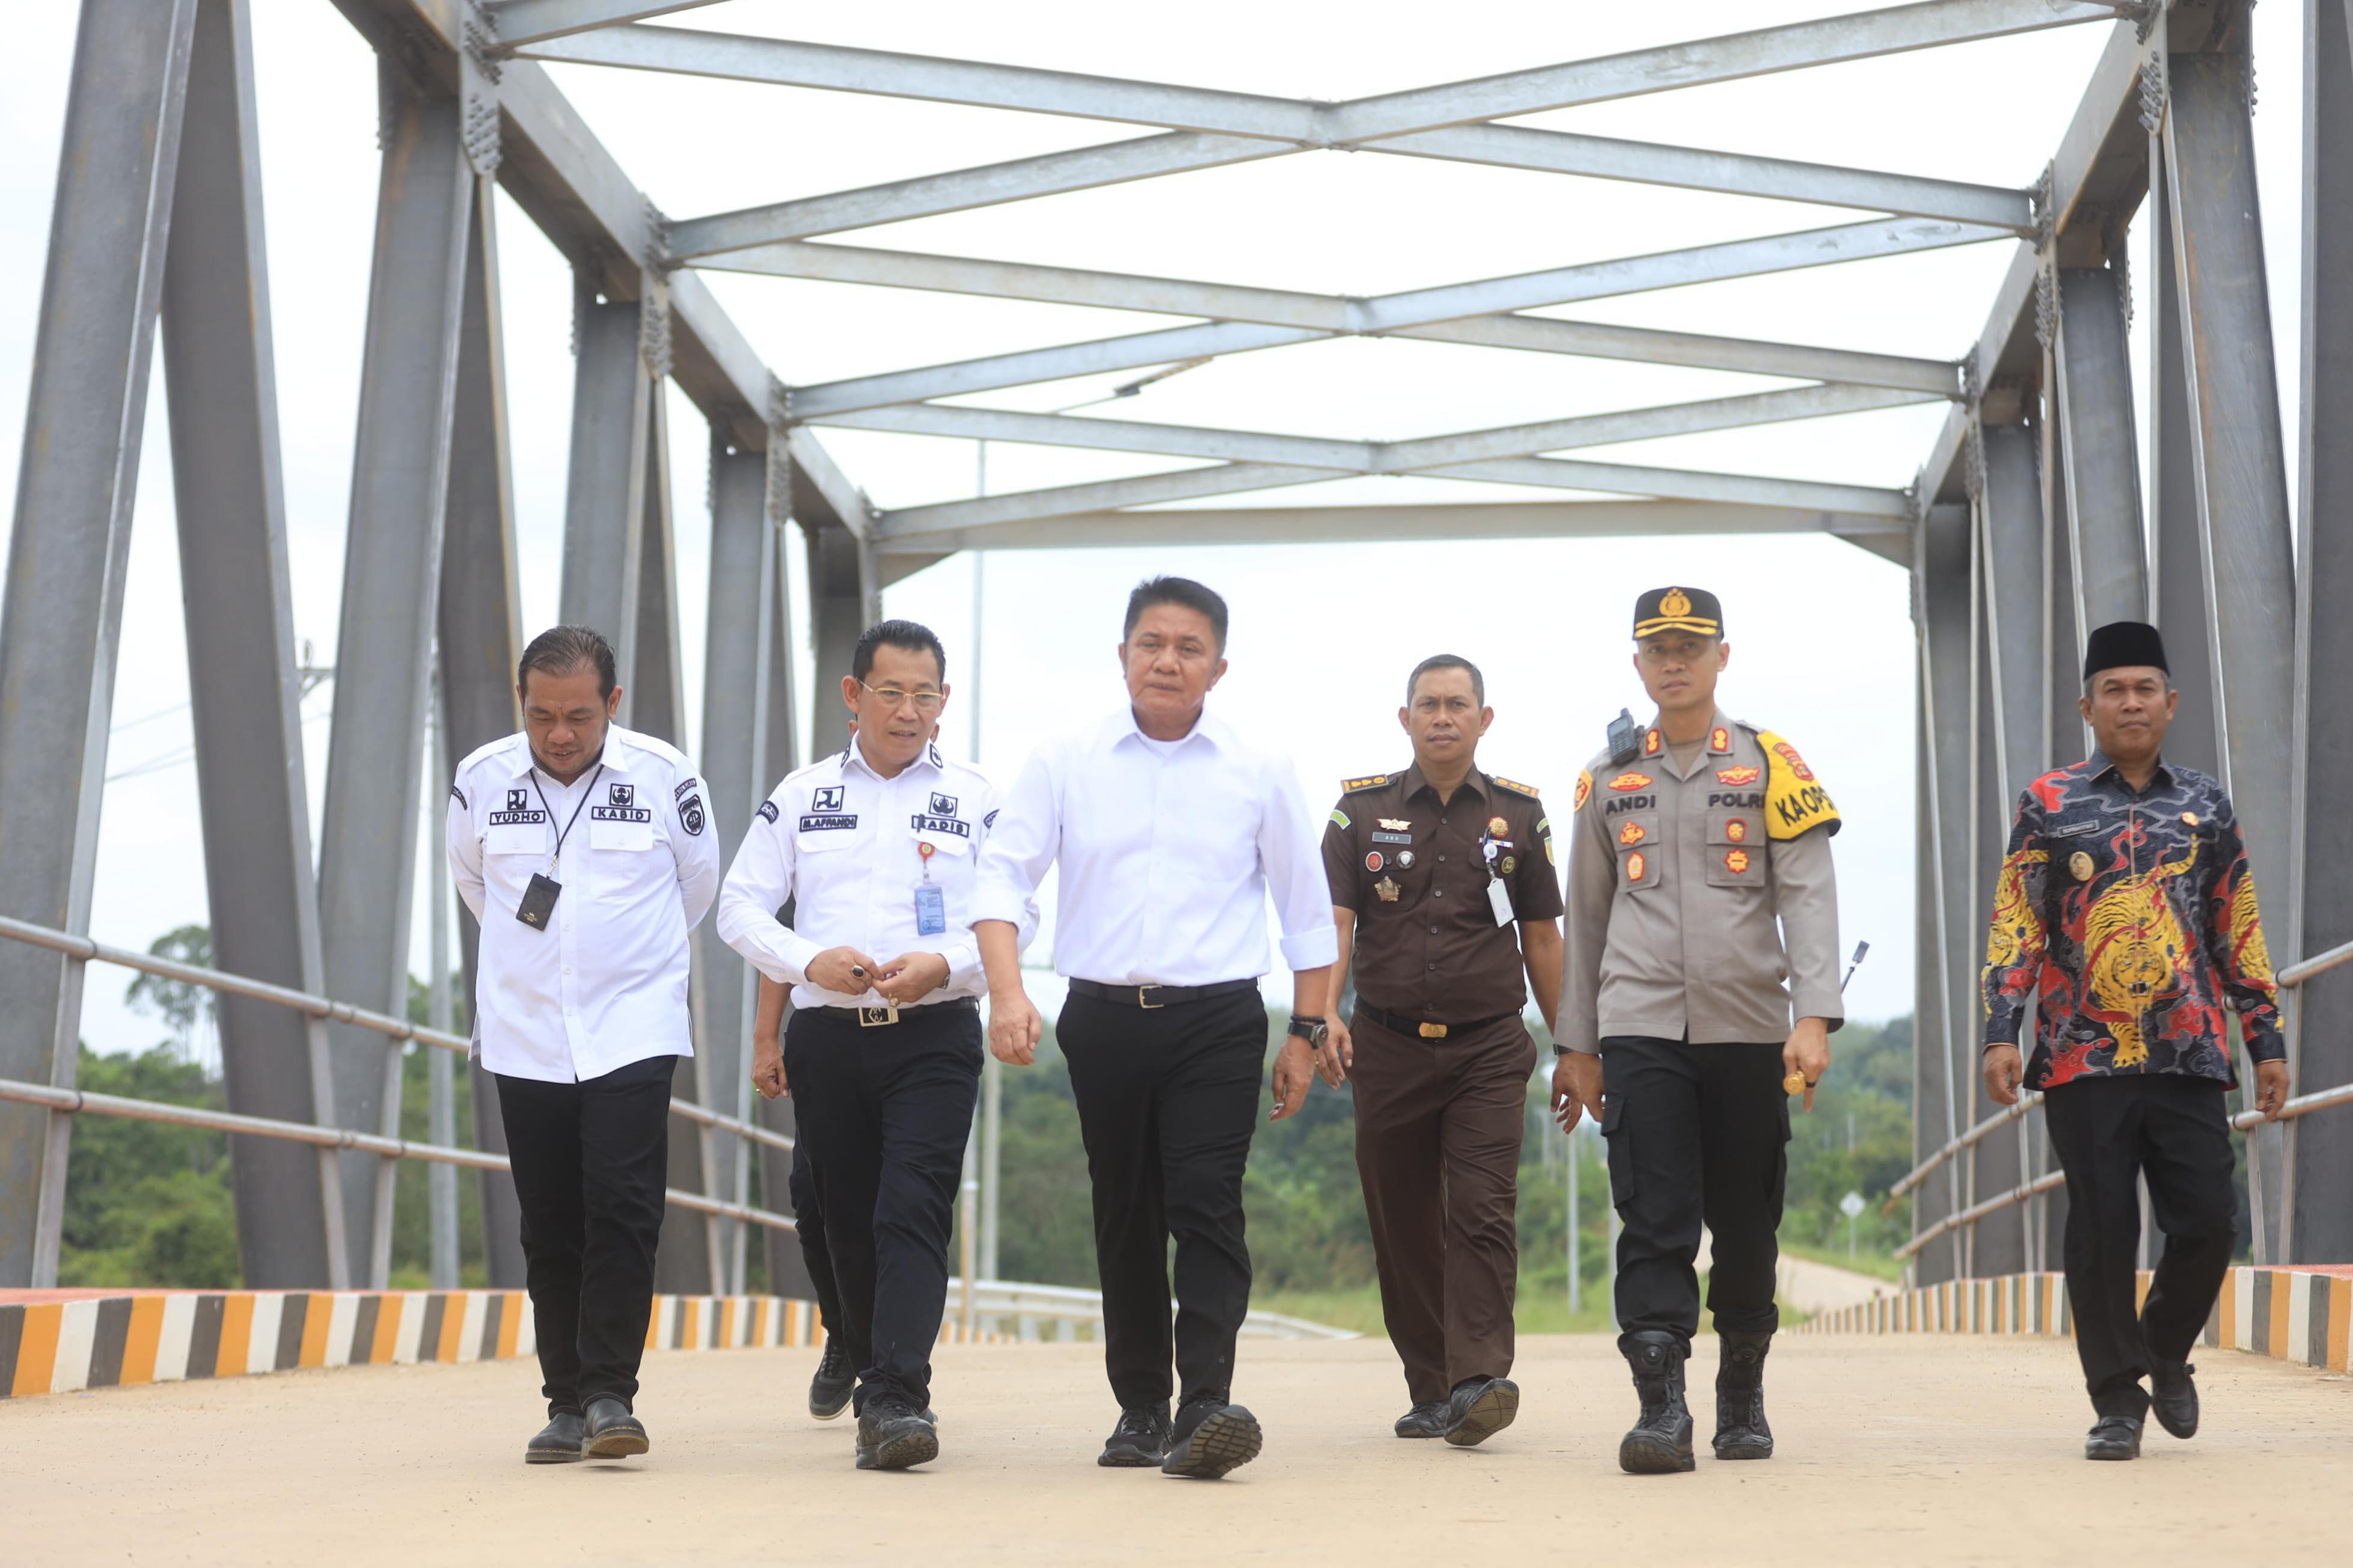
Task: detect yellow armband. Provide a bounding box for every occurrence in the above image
[1757,730,1841,841]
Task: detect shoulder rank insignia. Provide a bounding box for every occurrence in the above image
[1710,726,1731,753]
[1490,774,1540,798]
[1340,773,1392,794]
[1572,769,1593,813]
[1757,730,1840,841]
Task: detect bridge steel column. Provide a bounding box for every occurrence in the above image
[557,293,650,687]
[1914,502,1973,1287]
[1966,424,2045,1278]
[2051,266,2149,629]
[315,78,473,1289]
[0,0,198,1287]
[161,0,349,1288]
[2148,152,2221,777]
[700,436,777,1296]
[2289,0,2353,1263]
[756,449,814,1299]
[807,525,881,708]
[436,176,528,1290]
[2161,48,2299,1263]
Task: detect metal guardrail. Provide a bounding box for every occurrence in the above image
[943,1278,1356,1341]
[0,1076,797,1233]
[1889,934,2353,1262]
[0,911,792,1156]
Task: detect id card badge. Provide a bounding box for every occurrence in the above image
[517,872,561,931]
[914,883,947,936]
[1486,874,1514,928]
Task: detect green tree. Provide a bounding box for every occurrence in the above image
[57,1043,240,1288]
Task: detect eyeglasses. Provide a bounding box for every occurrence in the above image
[858,681,944,714]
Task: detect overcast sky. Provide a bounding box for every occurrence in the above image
[0,1,2312,1055]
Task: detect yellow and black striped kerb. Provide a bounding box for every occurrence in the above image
[1632,585,1722,640]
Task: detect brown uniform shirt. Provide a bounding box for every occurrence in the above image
[1323,764,1564,1024]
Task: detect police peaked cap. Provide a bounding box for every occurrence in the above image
[1632,586,1722,640]
[2082,620,2169,682]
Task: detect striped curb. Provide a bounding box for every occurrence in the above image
[1798,1264,2353,1373]
[0,1288,860,1400]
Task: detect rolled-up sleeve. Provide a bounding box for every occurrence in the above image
[1771,822,1843,1028]
[715,801,821,986]
[973,744,1062,928]
[1558,786,1613,1055]
[1262,761,1339,972]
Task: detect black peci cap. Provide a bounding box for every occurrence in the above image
[2082,620,2168,682]
[1633,586,1722,640]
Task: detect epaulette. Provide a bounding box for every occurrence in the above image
[1489,775,1540,798]
[1340,773,1392,794]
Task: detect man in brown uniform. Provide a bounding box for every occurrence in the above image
[1318,654,1563,1448]
[1554,587,1842,1475]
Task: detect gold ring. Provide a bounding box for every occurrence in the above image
[1782,1071,1808,1096]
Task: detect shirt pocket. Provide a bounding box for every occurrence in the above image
[1704,809,1767,890]
[1610,811,1664,893]
[590,813,659,897]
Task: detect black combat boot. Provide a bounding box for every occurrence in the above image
[1713,1329,1775,1460]
[1618,1331,1696,1474]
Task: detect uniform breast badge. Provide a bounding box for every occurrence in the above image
[1374,877,1401,902]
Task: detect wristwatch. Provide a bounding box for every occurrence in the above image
[1288,1015,1329,1049]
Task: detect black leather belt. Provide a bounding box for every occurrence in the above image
[815,996,979,1028]
[1354,1002,1518,1041]
[1068,978,1258,1010]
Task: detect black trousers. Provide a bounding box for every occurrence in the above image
[1600,1037,1789,1353]
[1058,987,1266,1413]
[784,1003,981,1413]
[787,1139,845,1337]
[495,1053,675,1416]
[2042,1074,2237,1419]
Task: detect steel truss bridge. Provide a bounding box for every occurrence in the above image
[4,0,2352,1300]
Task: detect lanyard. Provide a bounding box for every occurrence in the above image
[530,762,605,873]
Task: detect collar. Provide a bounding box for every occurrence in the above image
[842,733,943,782]
[510,726,636,785]
[2087,749,2173,791]
[1639,709,1736,761]
[1399,761,1489,804]
[1110,704,1223,753]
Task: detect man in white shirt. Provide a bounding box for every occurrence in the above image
[974,577,1337,1481]
[718,620,1033,1472]
[446,625,720,1466]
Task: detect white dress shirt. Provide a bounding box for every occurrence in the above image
[447,725,721,1084]
[973,707,1338,986]
[717,739,1037,1010]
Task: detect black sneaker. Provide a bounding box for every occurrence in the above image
[809,1336,855,1421]
[2085,1415,2144,1460]
[2149,1359,2199,1439]
[1162,1400,1262,1480]
[1099,1405,1172,1467]
[1393,1400,1448,1439]
[855,1397,940,1471]
[1441,1376,1520,1448]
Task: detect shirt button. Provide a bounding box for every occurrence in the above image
[1434,889,1443,898]
[1429,925,1439,934]
[1438,854,1448,863]
[1427,961,1437,970]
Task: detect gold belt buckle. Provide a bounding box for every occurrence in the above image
[1137,985,1165,1010]
[858,1003,901,1027]
[1419,1021,1449,1040]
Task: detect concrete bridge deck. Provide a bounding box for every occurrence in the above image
[5,1332,2349,1566]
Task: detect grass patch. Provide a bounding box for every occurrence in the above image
[1781,1240,1908,1282]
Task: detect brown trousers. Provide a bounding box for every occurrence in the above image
[1350,1009,1535,1404]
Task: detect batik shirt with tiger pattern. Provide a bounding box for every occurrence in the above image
[1980,753,2283,1090]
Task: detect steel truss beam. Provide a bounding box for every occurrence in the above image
[543,5,2098,254]
[788,218,2005,418]
[484,0,722,49]
[816,382,1936,475]
[871,498,1912,562]
[706,241,1962,395]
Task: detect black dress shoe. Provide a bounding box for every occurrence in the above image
[525,1410,586,1465]
[1099,1406,1172,1467]
[2149,1359,2199,1439]
[1161,1400,1262,1480]
[2085,1415,2144,1460]
[1618,1332,1696,1475]
[584,1397,649,1459]
[1441,1376,1520,1448]
[809,1336,855,1422]
[1393,1401,1448,1439]
[855,1397,940,1471]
